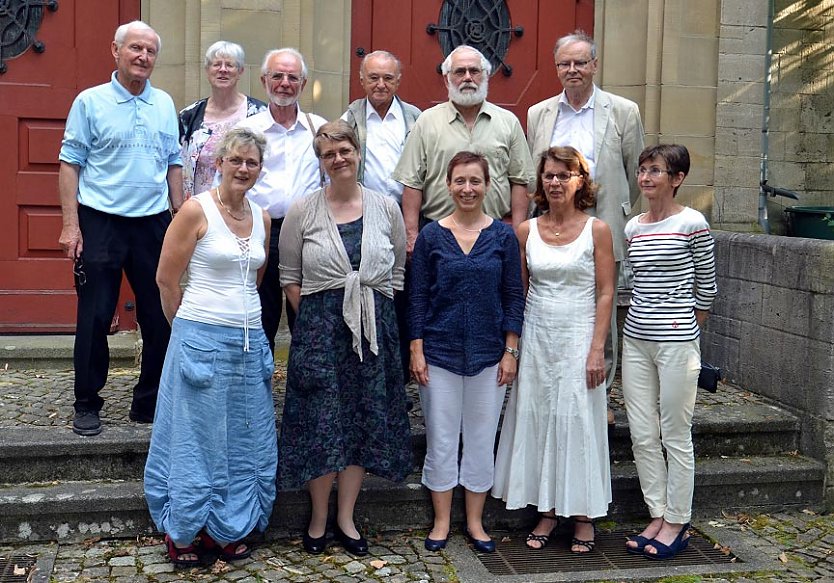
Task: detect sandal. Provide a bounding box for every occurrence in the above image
[526,514,559,550]
[644,522,690,560]
[165,534,201,567]
[199,531,252,561]
[570,517,596,554]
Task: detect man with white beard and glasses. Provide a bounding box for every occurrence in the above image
[234,48,326,350]
[393,45,535,253]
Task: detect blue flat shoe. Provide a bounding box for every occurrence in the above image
[625,534,651,555]
[464,526,496,553]
[644,523,690,560]
[424,533,449,552]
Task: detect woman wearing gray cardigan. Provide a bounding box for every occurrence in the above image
[277,120,412,557]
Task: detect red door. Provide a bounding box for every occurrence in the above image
[350,0,594,127]
[0,0,140,333]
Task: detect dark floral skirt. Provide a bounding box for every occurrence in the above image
[278,288,413,489]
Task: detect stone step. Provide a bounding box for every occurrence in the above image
[0,400,800,484]
[0,334,139,370]
[0,454,823,544]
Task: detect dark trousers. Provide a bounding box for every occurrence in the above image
[260,219,296,354]
[73,206,171,417]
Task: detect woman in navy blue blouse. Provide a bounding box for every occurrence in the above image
[409,151,524,553]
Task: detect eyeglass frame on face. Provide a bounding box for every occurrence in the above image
[265,71,303,85]
[450,66,483,78]
[636,166,674,179]
[320,146,356,162]
[364,73,399,85]
[223,157,262,169]
[209,59,239,71]
[555,59,593,71]
[542,171,581,184]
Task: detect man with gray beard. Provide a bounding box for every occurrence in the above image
[393,45,535,253]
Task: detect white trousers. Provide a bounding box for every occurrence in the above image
[419,364,505,493]
[621,337,700,524]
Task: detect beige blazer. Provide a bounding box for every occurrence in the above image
[526,88,645,261]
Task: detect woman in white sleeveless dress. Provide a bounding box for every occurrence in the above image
[493,146,615,553]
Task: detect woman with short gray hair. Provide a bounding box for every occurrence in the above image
[179,40,267,200]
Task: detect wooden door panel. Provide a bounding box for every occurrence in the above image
[0,0,140,333]
[350,0,594,127]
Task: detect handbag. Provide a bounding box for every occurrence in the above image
[698,362,722,393]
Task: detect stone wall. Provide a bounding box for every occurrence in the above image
[715,0,834,233]
[703,231,834,505]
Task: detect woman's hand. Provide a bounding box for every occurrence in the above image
[410,340,429,386]
[585,346,605,389]
[497,352,517,386]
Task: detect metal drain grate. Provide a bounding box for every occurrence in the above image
[0,554,37,583]
[476,529,740,575]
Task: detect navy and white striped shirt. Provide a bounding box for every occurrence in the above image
[624,207,717,342]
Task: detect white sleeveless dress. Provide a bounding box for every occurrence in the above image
[492,216,611,517]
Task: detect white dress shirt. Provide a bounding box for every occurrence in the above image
[235,106,326,219]
[550,86,597,179]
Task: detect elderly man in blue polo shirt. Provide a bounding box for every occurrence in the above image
[58,20,183,436]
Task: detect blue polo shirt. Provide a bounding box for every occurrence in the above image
[59,72,182,217]
[409,220,525,376]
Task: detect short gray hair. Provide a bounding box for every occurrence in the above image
[359,50,402,79]
[553,30,596,59]
[261,47,308,79]
[440,45,492,76]
[114,21,161,52]
[216,127,268,163]
[204,40,245,70]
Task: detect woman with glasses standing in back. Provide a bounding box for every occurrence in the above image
[145,127,275,567]
[179,41,266,201]
[278,120,412,557]
[622,144,717,560]
[493,146,615,555]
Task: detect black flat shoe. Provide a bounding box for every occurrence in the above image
[334,524,368,556]
[302,531,327,554]
[464,526,496,553]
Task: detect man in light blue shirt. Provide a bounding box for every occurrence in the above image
[58,20,183,436]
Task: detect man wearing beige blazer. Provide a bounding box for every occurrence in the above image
[527,31,645,416]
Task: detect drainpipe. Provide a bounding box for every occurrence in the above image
[759,0,775,233]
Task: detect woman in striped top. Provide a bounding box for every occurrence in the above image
[621,144,717,560]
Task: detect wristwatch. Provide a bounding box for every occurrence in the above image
[504,346,520,360]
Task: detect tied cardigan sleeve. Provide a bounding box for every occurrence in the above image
[278,187,403,360]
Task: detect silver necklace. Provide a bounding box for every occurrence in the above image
[216,186,247,221]
[451,215,489,233]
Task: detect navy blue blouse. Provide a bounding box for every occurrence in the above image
[409,220,525,376]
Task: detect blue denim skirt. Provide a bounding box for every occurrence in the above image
[144,318,278,545]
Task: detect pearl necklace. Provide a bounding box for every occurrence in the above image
[216,186,248,221]
[451,215,489,233]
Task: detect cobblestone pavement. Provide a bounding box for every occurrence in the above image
[4,511,834,582]
[3,365,834,581]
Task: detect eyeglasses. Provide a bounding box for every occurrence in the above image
[266,71,303,85]
[543,171,581,183]
[556,59,592,71]
[450,66,483,78]
[73,258,86,288]
[320,147,356,161]
[364,74,399,85]
[209,60,239,70]
[636,167,672,178]
[224,157,262,169]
